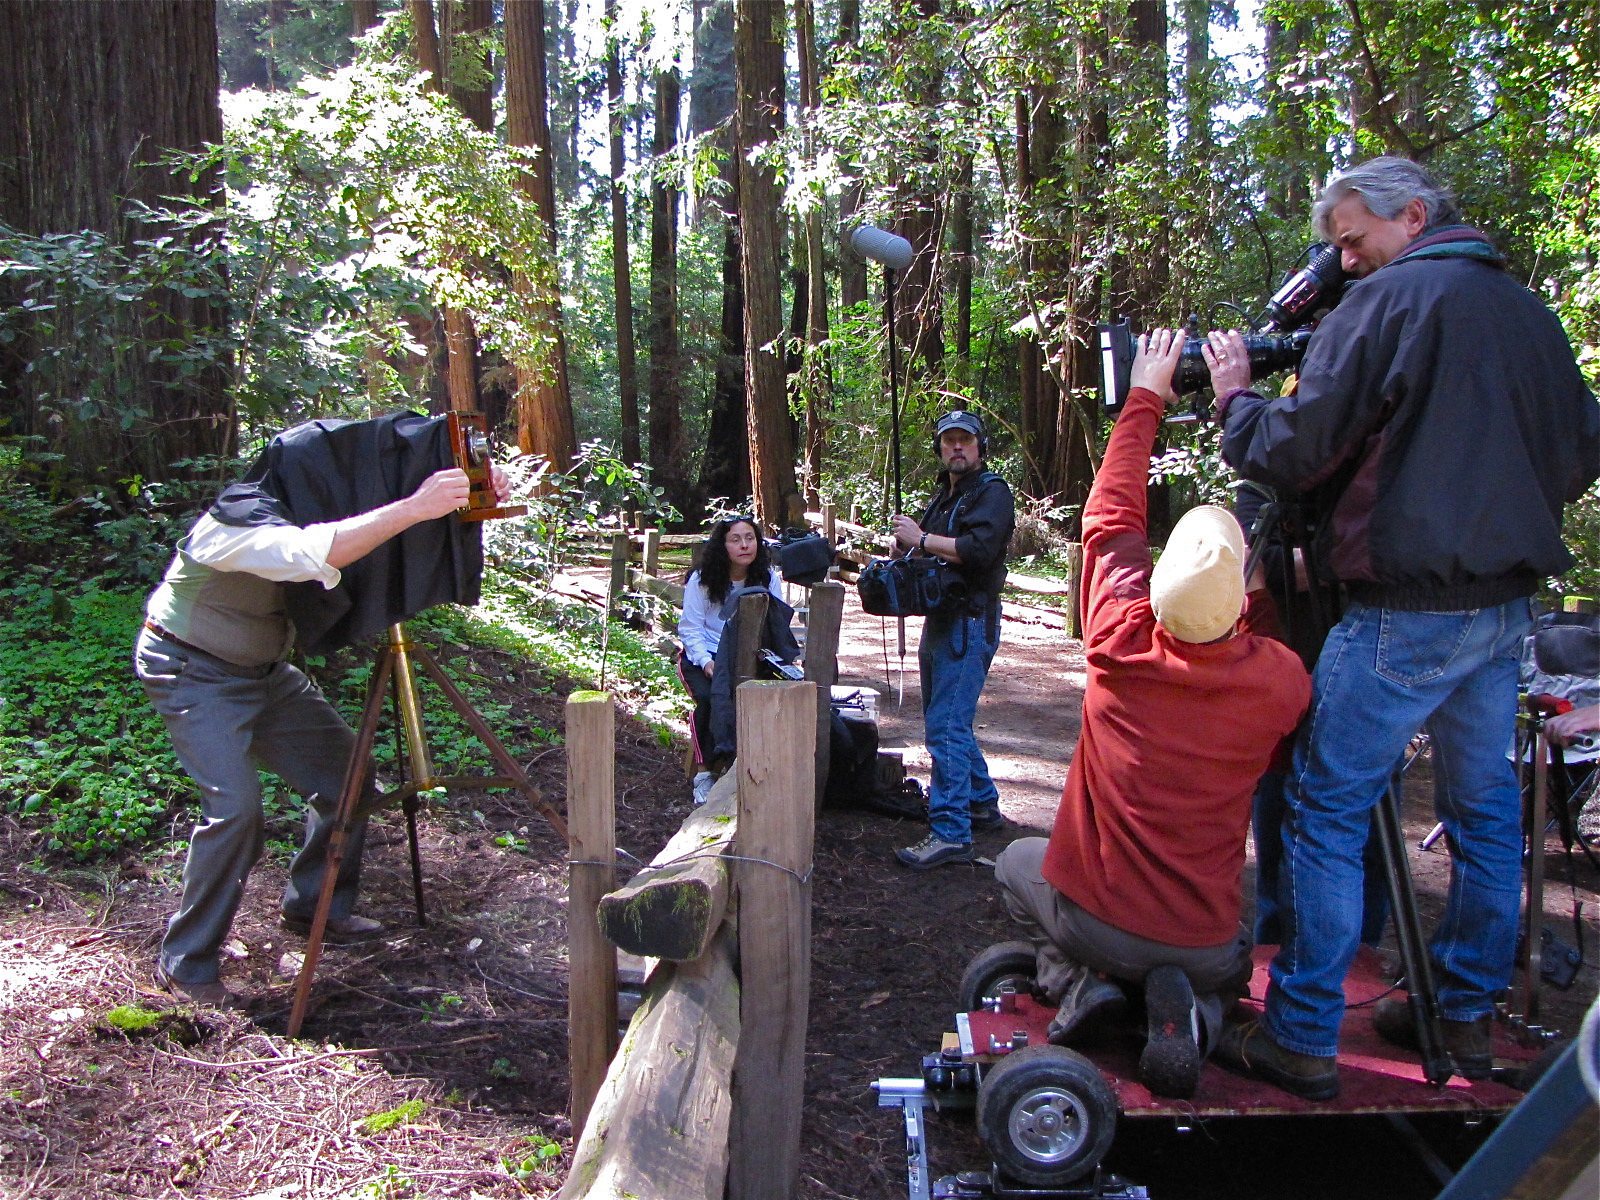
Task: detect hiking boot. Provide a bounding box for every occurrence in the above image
[1139,965,1202,1099]
[969,806,1007,833]
[1214,1018,1340,1101]
[280,913,386,944]
[1371,997,1493,1080]
[1047,969,1127,1045]
[894,834,974,871]
[156,964,243,1010]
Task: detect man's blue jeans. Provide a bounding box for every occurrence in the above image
[1265,599,1532,1057]
[920,607,1001,845]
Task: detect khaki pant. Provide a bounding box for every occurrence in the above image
[994,838,1250,1051]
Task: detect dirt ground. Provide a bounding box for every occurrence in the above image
[2,586,1596,1199]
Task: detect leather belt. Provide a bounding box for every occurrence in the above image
[143,619,210,657]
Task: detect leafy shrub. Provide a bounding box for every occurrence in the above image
[0,582,186,857]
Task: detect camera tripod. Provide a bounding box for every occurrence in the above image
[285,621,568,1037]
[1243,491,1457,1085]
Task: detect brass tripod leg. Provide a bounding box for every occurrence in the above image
[284,622,565,1037]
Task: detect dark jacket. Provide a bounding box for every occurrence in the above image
[1222,227,1600,611]
[919,467,1016,610]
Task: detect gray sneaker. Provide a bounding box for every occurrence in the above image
[895,834,974,870]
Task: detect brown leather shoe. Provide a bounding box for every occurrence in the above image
[1371,997,1492,1080]
[1215,1018,1339,1101]
[280,913,386,944]
[155,965,243,1010]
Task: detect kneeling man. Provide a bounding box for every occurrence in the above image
[995,329,1310,1097]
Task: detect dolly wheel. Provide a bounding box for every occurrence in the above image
[958,940,1040,1011]
[976,1044,1118,1187]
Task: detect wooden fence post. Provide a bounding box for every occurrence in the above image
[609,532,631,605]
[732,590,770,691]
[1064,541,1083,640]
[727,681,816,1200]
[820,501,836,547]
[643,527,661,577]
[566,691,618,1133]
[803,581,844,808]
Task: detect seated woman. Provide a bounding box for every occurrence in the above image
[678,516,785,802]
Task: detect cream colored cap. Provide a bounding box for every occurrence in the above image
[1149,504,1247,643]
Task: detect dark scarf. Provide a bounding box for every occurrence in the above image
[1394,223,1506,267]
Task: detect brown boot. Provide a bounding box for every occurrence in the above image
[1371,997,1492,1080]
[1214,1018,1339,1101]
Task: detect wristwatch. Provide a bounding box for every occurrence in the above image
[919,532,929,553]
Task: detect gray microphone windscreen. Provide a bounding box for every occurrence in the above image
[850,225,914,271]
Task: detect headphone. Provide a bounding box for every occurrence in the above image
[933,410,988,457]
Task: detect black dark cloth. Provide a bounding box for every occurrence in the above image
[211,411,482,655]
[1222,226,1600,612]
[917,468,1015,610]
[708,586,801,762]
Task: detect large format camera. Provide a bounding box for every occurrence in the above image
[1097,242,1346,417]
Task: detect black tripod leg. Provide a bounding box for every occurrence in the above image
[1375,780,1454,1084]
[403,792,427,926]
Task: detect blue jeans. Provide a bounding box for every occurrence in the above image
[920,607,1001,844]
[1253,765,1389,947]
[1265,599,1532,1057]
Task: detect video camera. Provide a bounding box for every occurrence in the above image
[1097,242,1346,418]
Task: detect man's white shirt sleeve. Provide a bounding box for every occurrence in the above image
[184,514,342,588]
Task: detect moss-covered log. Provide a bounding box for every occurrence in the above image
[595,770,737,961]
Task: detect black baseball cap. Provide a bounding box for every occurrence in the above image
[936,410,984,439]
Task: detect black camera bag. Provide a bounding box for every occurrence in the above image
[776,529,835,586]
[857,555,960,617]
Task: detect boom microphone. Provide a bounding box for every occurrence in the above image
[850,225,914,271]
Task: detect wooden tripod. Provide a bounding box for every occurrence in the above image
[286,622,567,1037]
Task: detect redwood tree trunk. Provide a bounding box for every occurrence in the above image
[0,0,230,493]
[734,0,802,529]
[648,67,692,519]
[606,0,641,465]
[504,0,578,468]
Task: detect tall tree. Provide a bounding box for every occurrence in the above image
[0,0,229,493]
[793,0,830,506]
[504,0,579,468]
[835,0,867,313]
[690,0,750,506]
[408,0,490,423]
[733,0,803,530]
[648,64,692,517]
[605,0,642,465]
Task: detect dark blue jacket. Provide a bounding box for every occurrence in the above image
[1223,227,1599,611]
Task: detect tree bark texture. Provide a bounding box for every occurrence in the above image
[504,0,579,468]
[735,0,803,529]
[648,67,692,517]
[0,0,231,489]
[606,0,641,465]
[691,1,749,507]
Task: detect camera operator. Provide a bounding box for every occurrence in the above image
[1208,156,1600,1100]
[993,329,1310,1098]
[137,423,511,1009]
[889,410,1015,870]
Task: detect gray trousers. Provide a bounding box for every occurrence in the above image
[994,838,1250,1052]
[137,629,371,984]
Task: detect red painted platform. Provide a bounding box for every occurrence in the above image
[962,946,1538,1119]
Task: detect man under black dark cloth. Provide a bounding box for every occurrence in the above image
[136,412,509,1009]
